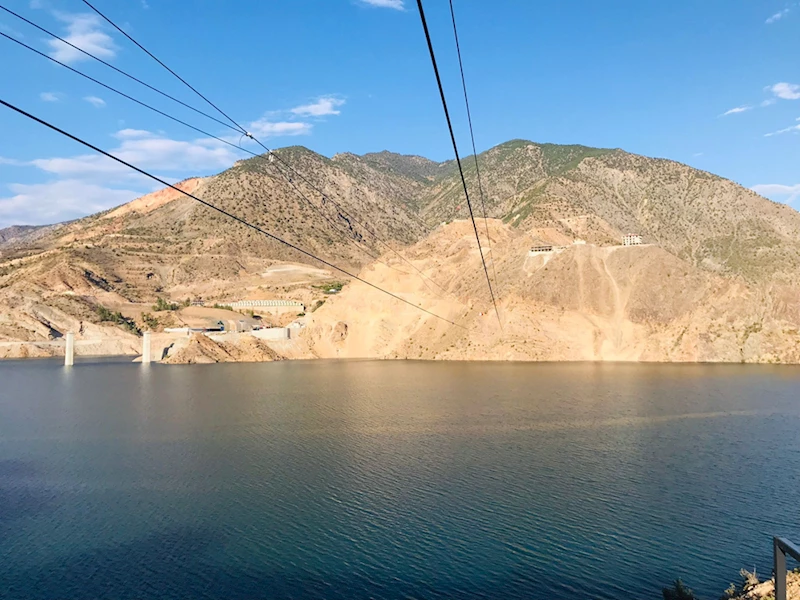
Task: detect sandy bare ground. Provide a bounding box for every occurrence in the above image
[302,220,800,363]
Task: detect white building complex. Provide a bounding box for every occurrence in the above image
[623,234,643,246]
[227,299,305,310]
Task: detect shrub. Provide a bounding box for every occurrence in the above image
[152,297,179,312]
[141,312,159,330]
[95,305,141,336]
[721,582,737,600]
[740,569,759,593]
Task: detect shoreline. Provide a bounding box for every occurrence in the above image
[4,351,800,368]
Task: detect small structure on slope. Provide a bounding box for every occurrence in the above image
[623,233,643,246]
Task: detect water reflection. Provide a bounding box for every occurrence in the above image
[0,359,799,600]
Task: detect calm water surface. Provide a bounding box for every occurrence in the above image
[1,359,799,599]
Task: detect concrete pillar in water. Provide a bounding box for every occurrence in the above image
[142,331,151,364]
[65,332,74,366]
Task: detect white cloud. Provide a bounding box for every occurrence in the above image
[761,98,778,107]
[291,97,346,117]
[769,82,800,100]
[751,183,800,204]
[83,95,106,108]
[764,120,800,136]
[39,92,61,102]
[114,128,154,140]
[0,129,241,227]
[0,180,140,227]
[766,8,791,23]
[246,119,312,138]
[358,0,405,9]
[721,105,752,116]
[30,133,242,181]
[47,13,117,64]
[693,152,704,157]
[0,110,326,226]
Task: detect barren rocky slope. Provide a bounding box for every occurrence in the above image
[303,220,800,363]
[2,139,800,363]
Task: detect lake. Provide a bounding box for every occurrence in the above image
[1,359,799,599]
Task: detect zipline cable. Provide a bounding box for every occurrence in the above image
[415,0,501,329]
[0,98,466,329]
[0,30,404,275]
[66,1,462,303]
[81,0,245,135]
[0,3,239,134]
[448,0,500,297]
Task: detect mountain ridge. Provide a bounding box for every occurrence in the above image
[2,138,799,363]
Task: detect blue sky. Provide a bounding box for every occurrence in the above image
[0,0,798,228]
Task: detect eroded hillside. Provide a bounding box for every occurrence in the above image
[304,220,800,363]
[2,139,800,363]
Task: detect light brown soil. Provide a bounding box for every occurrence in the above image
[162,333,283,364]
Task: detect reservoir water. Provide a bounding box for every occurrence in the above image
[1,359,799,599]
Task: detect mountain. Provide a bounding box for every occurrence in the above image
[305,219,800,364]
[378,140,800,284]
[2,139,800,363]
[0,224,61,246]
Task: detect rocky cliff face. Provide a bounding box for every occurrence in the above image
[2,139,800,363]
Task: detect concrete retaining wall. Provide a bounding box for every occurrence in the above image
[252,328,291,341]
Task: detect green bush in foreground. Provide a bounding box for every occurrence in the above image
[663,580,698,600]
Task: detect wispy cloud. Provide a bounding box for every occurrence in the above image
[0,90,341,226]
[0,180,140,227]
[39,91,62,102]
[357,0,405,9]
[247,119,312,138]
[768,82,800,100]
[761,98,777,107]
[0,22,26,38]
[693,152,704,157]
[721,105,752,116]
[47,12,117,64]
[83,95,106,108]
[30,131,243,181]
[291,96,345,117]
[0,129,240,227]
[0,157,27,166]
[752,183,800,204]
[766,8,791,24]
[764,123,800,137]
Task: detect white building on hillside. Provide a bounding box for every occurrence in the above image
[623,234,643,246]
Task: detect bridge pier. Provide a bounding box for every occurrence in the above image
[64,332,74,367]
[142,331,151,364]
